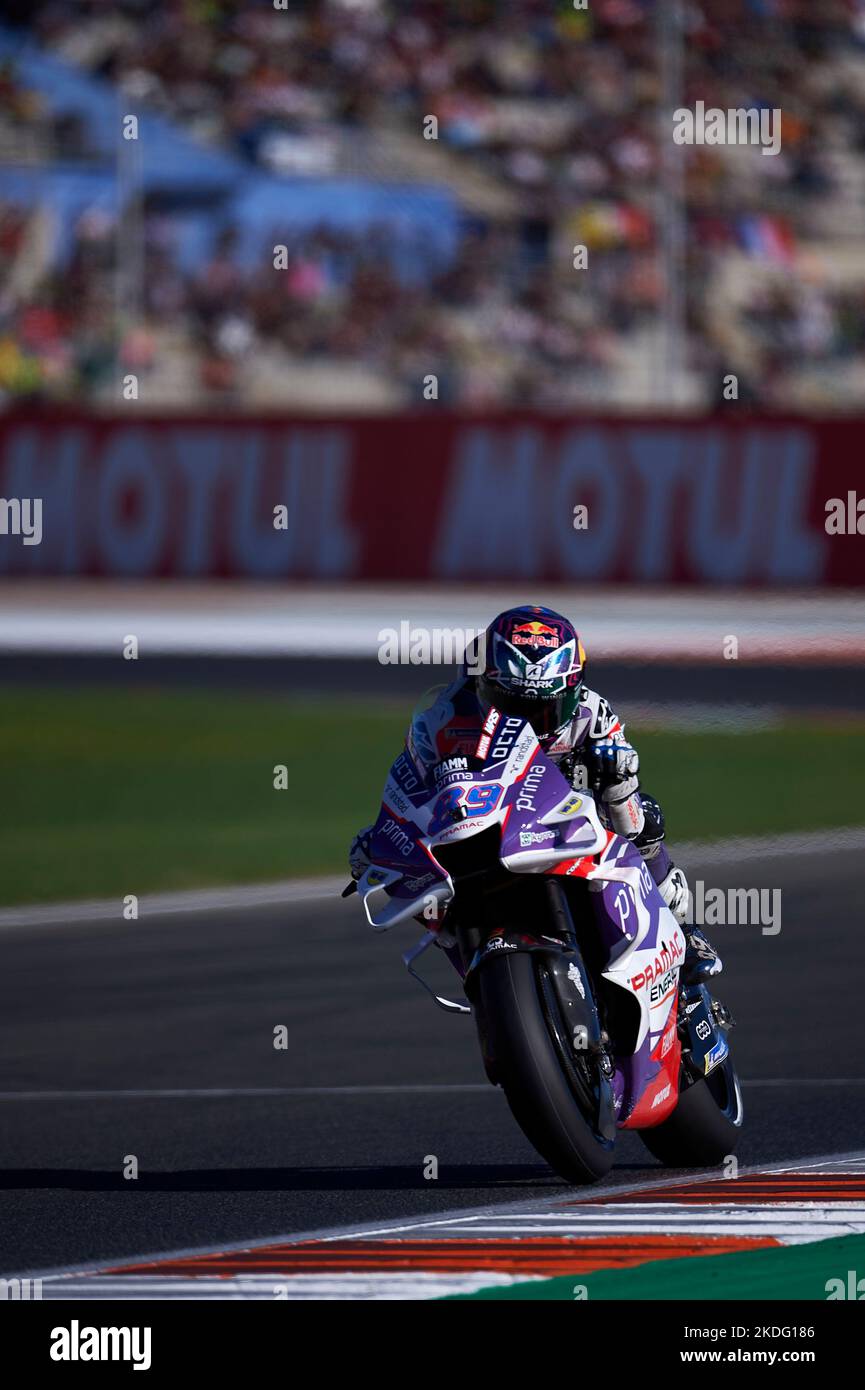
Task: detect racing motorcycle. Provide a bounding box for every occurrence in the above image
[346,696,743,1185]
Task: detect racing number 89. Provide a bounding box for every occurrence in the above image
[465,784,503,815]
[431,782,503,833]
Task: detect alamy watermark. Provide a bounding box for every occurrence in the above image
[826,1271,865,1300]
[0,497,42,545]
[673,102,782,157]
[686,881,781,936]
[825,492,865,535]
[378,623,485,673]
[50,1322,152,1370]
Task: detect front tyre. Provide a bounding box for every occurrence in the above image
[639,1059,744,1167]
[479,951,615,1185]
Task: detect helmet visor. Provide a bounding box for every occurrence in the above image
[477,677,581,741]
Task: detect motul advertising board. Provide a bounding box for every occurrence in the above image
[0,413,862,584]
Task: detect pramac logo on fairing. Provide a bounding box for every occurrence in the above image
[630,935,684,995]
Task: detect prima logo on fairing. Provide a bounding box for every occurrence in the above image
[516,763,547,812]
[50,1321,151,1370]
[380,818,414,857]
[434,757,469,784]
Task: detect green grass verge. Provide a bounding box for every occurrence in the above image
[445,1231,865,1301]
[2,687,863,906]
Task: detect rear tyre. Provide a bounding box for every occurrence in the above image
[639,1059,744,1167]
[479,951,615,1185]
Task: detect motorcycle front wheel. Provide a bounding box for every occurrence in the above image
[479,950,616,1185]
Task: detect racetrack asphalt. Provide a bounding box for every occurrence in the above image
[0,845,861,1277]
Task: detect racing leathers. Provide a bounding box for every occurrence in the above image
[538,684,689,922]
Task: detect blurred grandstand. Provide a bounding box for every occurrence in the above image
[2,0,865,412]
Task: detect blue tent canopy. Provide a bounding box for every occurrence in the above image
[0,25,459,281]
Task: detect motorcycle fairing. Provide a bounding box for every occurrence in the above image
[360,710,684,1125]
[585,836,685,1126]
[362,714,594,927]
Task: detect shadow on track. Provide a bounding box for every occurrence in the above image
[0,1162,656,1193]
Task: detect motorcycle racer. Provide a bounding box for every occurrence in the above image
[350,605,720,985]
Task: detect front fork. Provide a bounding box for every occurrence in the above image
[463,879,614,1090]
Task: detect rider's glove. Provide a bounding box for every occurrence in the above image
[588,737,640,787]
[657,865,691,925]
[349,826,373,880]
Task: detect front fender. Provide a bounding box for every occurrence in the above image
[465,932,601,1045]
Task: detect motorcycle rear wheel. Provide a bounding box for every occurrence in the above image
[639,1058,744,1167]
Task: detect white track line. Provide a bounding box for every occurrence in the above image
[28,1154,865,1298]
[1,826,863,931]
[2,582,864,660]
[675,826,865,865]
[0,876,348,931]
[429,1212,865,1240]
[35,1273,541,1301]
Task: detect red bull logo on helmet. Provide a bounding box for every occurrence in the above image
[511,621,561,649]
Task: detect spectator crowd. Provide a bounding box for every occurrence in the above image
[2,0,865,410]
